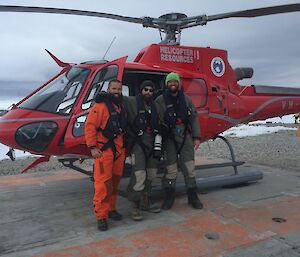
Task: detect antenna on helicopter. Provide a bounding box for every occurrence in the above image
[159,30,163,42]
[102,36,116,60]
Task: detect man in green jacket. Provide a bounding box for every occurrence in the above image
[124,80,161,221]
[155,72,203,210]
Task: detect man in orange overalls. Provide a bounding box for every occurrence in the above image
[85,79,127,231]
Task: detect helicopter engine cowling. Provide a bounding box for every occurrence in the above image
[235,67,254,81]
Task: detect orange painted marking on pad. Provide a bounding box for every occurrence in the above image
[33,211,263,257]
[34,238,132,257]
[216,196,300,236]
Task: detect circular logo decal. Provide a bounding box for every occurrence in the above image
[211,57,225,77]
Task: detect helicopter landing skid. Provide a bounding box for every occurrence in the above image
[191,135,263,191]
[119,136,263,198]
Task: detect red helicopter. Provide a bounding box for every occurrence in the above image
[0,4,300,178]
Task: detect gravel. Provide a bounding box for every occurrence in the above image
[197,127,299,172]
[0,124,299,176]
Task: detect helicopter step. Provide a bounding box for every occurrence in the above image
[58,158,93,176]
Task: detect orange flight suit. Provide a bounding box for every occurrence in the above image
[85,101,125,219]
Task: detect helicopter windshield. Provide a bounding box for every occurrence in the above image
[19,67,90,115]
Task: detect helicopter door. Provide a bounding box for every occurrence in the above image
[62,56,127,150]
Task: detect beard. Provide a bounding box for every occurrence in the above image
[109,93,122,104]
[143,94,153,103]
[168,85,179,94]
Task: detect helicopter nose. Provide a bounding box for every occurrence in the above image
[0,110,59,153]
[0,114,17,147]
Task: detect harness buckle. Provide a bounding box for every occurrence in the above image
[176,118,182,125]
[145,127,153,134]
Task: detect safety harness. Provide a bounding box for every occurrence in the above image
[95,93,127,159]
[130,94,159,159]
[163,89,191,155]
[135,94,159,135]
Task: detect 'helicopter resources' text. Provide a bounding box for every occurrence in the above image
[160,46,195,63]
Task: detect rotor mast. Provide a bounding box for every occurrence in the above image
[159,28,179,45]
[153,13,188,45]
[142,13,208,45]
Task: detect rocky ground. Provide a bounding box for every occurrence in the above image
[0,124,299,176]
[197,128,299,172]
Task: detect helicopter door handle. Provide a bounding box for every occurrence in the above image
[224,107,228,115]
[217,95,223,107]
[212,86,219,92]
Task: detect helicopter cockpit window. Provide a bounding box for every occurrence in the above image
[82,65,118,110]
[18,67,90,115]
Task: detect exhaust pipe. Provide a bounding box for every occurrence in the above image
[235,67,254,81]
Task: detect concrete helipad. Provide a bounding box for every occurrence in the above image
[1,160,300,257]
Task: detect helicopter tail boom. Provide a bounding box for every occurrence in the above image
[253,85,300,95]
[239,85,300,122]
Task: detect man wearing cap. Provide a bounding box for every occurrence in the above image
[124,80,161,221]
[155,72,203,210]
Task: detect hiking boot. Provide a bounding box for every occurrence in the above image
[108,210,123,221]
[140,193,161,213]
[161,187,175,210]
[145,203,161,213]
[187,187,203,209]
[131,201,143,221]
[97,218,108,231]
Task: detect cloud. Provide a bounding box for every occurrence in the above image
[0,0,299,88]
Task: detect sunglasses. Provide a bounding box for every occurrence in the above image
[143,87,153,93]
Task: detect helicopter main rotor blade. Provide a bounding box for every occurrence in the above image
[208,3,300,21]
[0,5,159,28]
[1,4,300,44]
[180,3,300,29]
